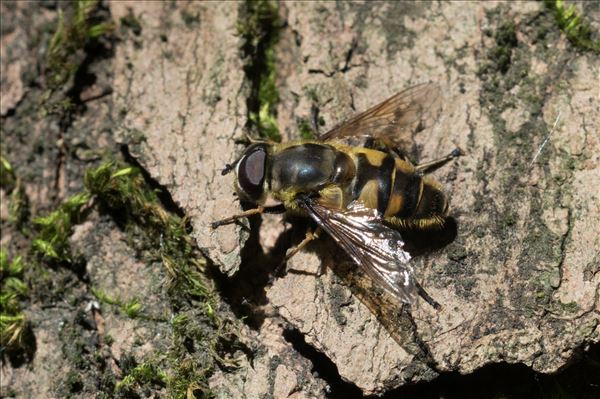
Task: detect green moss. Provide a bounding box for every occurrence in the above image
[104,334,114,346]
[8,183,29,227]
[45,0,114,112]
[559,300,579,313]
[81,162,240,397]
[249,102,280,142]
[238,0,282,142]
[166,347,213,399]
[91,287,148,320]
[493,22,518,74]
[116,360,168,392]
[0,250,31,354]
[298,118,316,140]
[502,211,517,227]
[0,155,16,191]
[63,370,84,394]
[305,87,319,102]
[545,0,600,53]
[32,192,91,262]
[1,155,29,227]
[0,313,27,351]
[0,157,239,395]
[4,154,239,393]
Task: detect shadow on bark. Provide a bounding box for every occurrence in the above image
[381,341,600,399]
[285,327,599,399]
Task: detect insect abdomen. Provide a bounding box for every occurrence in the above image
[352,149,448,227]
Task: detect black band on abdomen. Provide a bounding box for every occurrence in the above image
[351,153,396,217]
[376,155,395,216]
[393,170,422,218]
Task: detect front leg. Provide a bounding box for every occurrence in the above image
[211,204,286,229]
[270,226,323,283]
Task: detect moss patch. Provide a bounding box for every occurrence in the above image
[0,155,29,228]
[238,0,282,141]
[82,162,242,397]
[297,117,317,140]
[115,359,168,393]
[545,0,600,53]
[44,0,114,114]
[0,156,34,362]
[0,250,32,359]
[3,3,242,397]
[3,159,240,397]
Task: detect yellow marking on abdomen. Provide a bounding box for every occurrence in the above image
[352,148,388,167]
[356,180,379,210]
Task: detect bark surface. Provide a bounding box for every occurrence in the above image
[111,1,599,395]
[1,1,598,397]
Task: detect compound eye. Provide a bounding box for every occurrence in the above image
[238,145,267,201]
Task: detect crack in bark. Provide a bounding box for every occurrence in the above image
[307,68,336,77]
[551,207,573,293]
[282,328,364,398]
[308,38,364,78]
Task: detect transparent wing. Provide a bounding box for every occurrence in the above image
[297,197,418,305]
[318,83,442,144]
[328,257,427,350]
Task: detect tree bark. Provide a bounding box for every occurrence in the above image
[2,1,597,397]
[112,1,599,395]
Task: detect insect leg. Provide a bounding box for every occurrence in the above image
[211,204,286,229]
[415,147,464,175]
[271,226,323,279]
[285,226,322,264]
[415,281,442,310]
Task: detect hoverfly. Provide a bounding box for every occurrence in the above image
[212,83,462,310]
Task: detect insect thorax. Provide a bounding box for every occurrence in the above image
[269,143,355,194]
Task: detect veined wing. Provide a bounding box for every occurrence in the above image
[296,197,420,305]
[318,83,442,145]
